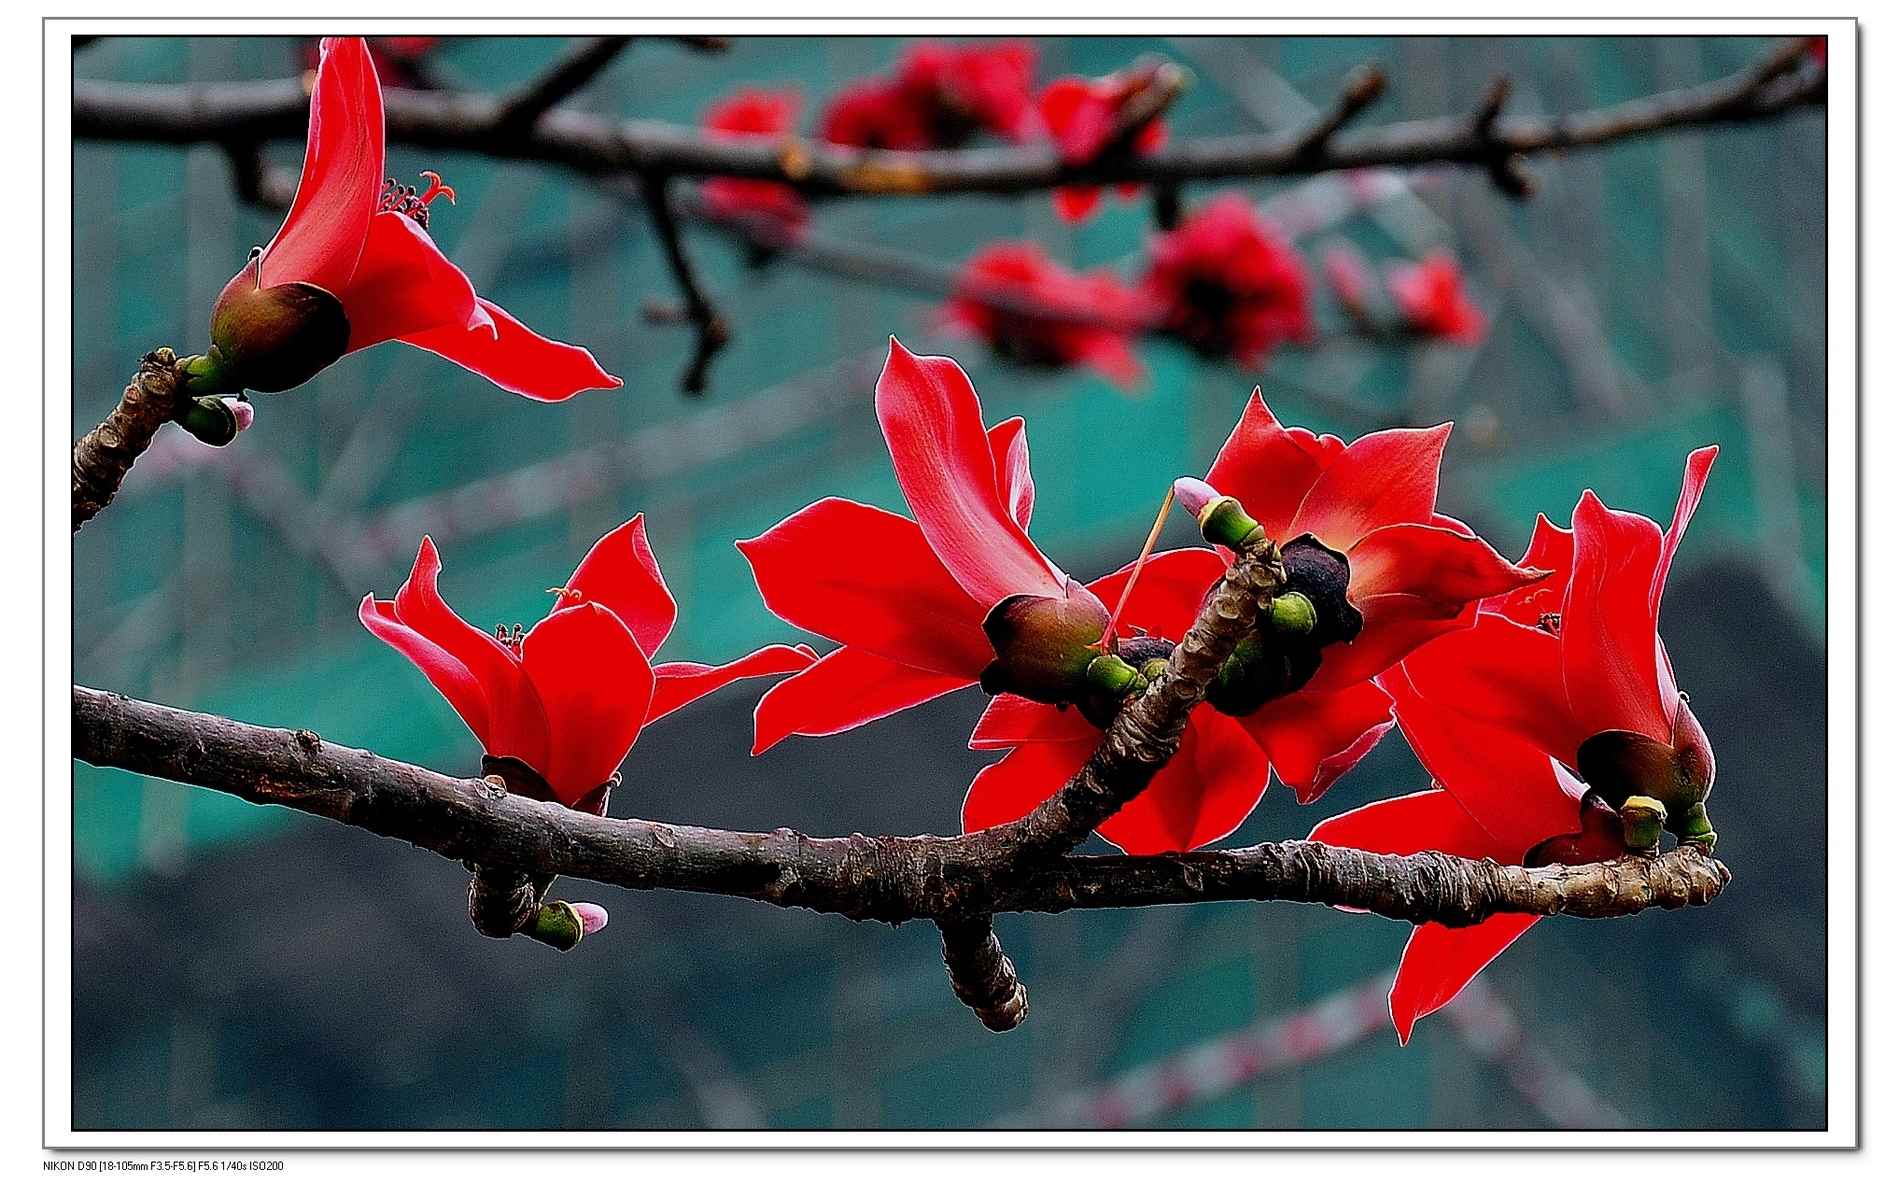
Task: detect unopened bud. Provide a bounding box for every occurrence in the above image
[1174,477,1264,550]
[1619,795,1667,853]
[176,395,241,446]
[572,902,610,937]
[523,900,591,951]
[1268,591,1317,636]
[227,397,255,433]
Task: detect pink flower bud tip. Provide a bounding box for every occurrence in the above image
[223,398,255,433]
[572,902,609,937]
[1172,476,1220,519]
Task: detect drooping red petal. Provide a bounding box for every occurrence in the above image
[518,603,655,804]
[1082,547,1229,646]
[562,514,677,656]
[646,644,817,725]
[386,536,550,769]
[737,497,992,677]
[358,594,494,750]
[963,737,1100,834]
[1097,710,1272,854]
[876,339,1066,605]
[1651,446,1719,617]
[1561,490,1671,743]
[336,212,491,351]
[1203,390,1331,543]
[752,646,973,755]
[1390,615,1580,782]
[969,693,1100,751]
[400,297,622,402]
[1290,423,1452,553]
[1348,522,1547,607]
[1039,78,1116,165]
[1308,788,1505,859]
[988,417,1036,531]
[1379,654,1585,852]
[260,36,384,294]
[1390,917,1542,1045]
[1237,681,1394,804]
[1484,513,1573,623]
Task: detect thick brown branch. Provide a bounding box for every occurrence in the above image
[72,349,187,533]
[70,42,1822,198]
[71,684,1731,929]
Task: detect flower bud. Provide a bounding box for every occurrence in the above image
[979,582,1112,704]
[523,900,594,952]
[1574,696,1716,842]
[202,268,351,394]
[1206,631,1316,717]
[175,395,242,446]
[1268,591,1317,636]
[1618,795,1667,853]
[572,902,610,937]
[1072,636,1174,728]
[1173,477,1265,550]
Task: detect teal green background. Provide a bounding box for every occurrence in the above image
[71,34,1828,1130]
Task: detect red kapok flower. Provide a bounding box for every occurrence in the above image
[962,392,1546,854]
[1323,244,1376,324]
[819,77,939,151]
[1387,251,1486,345]
[362,514,814,811]
[741,338,1104,754]
[1039,72,1170,223]
[820,41,1039,150]
[1142,194,1314,367]
[701,88,809,235]
[1377,447,1721,841]
[943,242,1149,388]
[200,37,620,401]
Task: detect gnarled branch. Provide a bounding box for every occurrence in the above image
[72,349,187,532]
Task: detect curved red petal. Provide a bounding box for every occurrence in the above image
[519,603,655,805]
[1039,79,1115,164]
[988,417,1036,531]
[260,36,384,294]
[963,738,1098,834]
[388,536,550,769]
[563,514,677,656]
[1348,522,1547,607]
[1238,681,1394,804]
[1390,917,1541,1045]
[646,644,817,725]
[1379,652,1586,852]
[1485,513,1573,624]
[358,594,494,749]
[1308,787,1506,858]
[1298,595,1469,696]
[1203,390,1329,543]
[1076,332,1145,388]
[1651,446,1719,617]
[970,693,1100,751]
[737,497,992,676]
[753,646,972,755]
[400,298,622,402]
[1097,710,1271,854]
[876,339,1065,605]
[1561,490,1671,743]
[336,212,489,351]
[1084,547,1228,646]
[1290,422,1452,552]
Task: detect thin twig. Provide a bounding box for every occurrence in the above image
[637,173,729,395]
[1292,63,1388,159]
[493,36,634,136]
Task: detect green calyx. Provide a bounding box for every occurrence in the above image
[1619,795,1667,853]
[1268,591,1317,636]
[204,257,350,394]
[175,395,241,446]
[979,586,1112,703]
[522,901,588,952]
[1194,496,1265,551]
[1574,697,1717,846]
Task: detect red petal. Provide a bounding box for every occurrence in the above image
[1561,490,1671,743]
[1390,615,1580,782]
[1348,522,1546,607]
[963,738,1100,834]
[646,644,817,725]
[1076,332,1145,388]
[358,594,494,749]
[563,514,677,656]
[1097,710,1271,853]
[737,497,992,677]
[1379,652,1586,852]
[260,36,384,294]
[1290,422,1452,552]
[401,298,622,402]
[752,647,972,755]
[876,339,1065,605]
[1203,390,1330,543]
[387,536,550,768]
[970,694,1100,751]
[1083,547,1228,646]
[1484,513,1572,624]
[1390,917,1542,1045]
[1651,446,1719,617]
[1237,682,1394,804]
[1053,186,1103,223]
[988,417,1036,531]
[336,212,489,351]
[1308,788,1505,859]
[1039,79,1116,165]
[518,603,655,805]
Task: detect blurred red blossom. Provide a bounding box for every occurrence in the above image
[204,37,620,400]
[362,515,814,811]
[1388,251,1486,345]
[1142,194,1314,367]
[1039,71,1171,223]
[701,89,810,235]
[942,242,1150,388]
[1314,446,1719,1041]
[822,41,1040,149]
